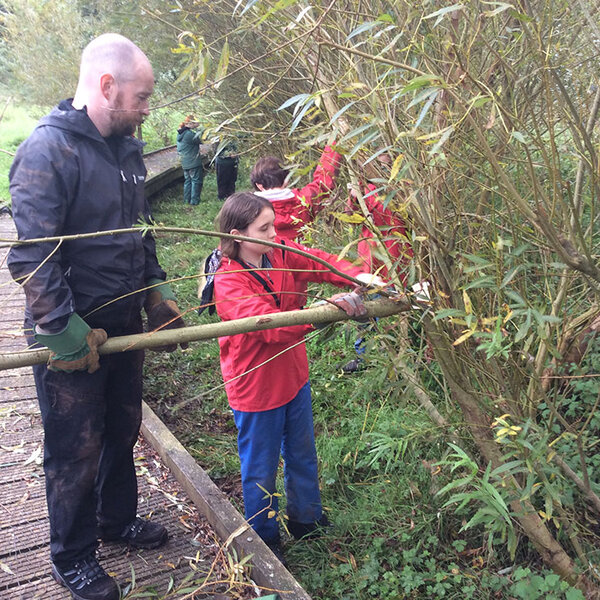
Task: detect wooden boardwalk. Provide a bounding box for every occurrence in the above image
[0,214,228,599]
[144,147,183,199]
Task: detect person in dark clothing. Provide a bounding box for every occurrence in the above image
[215,138,239,200]
[8,33,187,600]
[176,115,205,205]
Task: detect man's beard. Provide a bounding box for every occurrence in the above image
[109,95,139,137]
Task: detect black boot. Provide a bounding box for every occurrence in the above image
[52,553,119,600]
[100,517,168,549]
[264,537,287,567]
[288,514,330,540]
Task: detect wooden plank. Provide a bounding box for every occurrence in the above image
[141,402,312,600]
[145,165,184,199]
[0,478,45,510]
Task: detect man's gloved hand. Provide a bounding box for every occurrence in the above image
[328,290,368,319]
[145,279,188,352]
[34,313,107,374]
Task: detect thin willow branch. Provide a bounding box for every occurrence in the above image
[4,225,400,297]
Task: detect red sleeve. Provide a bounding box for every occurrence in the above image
[283,240,362,288]
[214,270,312,344]
[294,145,342,217]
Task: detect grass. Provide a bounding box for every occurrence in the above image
[0,96,44,205]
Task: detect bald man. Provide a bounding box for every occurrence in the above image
[8,34,185,600]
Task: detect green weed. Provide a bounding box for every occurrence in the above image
[0,96,43,204]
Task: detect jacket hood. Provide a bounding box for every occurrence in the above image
[254,188,295,201]
[37,99,104,141]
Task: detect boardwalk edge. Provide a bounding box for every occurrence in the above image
[140,401,312,600]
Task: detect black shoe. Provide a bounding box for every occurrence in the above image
[100,517,168,549]
[52,554,119,600]
[341,358,364,374]
[265,538,287,567]
[288,514,330,540]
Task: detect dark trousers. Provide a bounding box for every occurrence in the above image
[215,157,238,200]
[29,319,144,566]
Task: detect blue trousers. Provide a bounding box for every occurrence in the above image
[28,318,143,566]
[232,382,322,543]
[183,167,203,205]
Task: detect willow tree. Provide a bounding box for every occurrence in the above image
[161,0,600,591]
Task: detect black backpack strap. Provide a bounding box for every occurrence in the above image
[235,256,280,308]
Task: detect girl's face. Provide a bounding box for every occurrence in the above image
[235,206,277,261]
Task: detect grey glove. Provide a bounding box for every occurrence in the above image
[331,291,368,319]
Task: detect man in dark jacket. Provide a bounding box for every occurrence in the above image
[176,115,205,205]
[8,33,186,600]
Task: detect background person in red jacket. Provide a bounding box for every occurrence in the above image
[342,154,413,372]
[250,145,342,310]
[250,145,342,242]
[213,192,371,561]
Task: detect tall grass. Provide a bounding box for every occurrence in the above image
[0,97,42,205]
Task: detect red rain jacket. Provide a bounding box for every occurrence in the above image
[214,239,361,412]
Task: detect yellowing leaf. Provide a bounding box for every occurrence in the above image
[388,154,404,182]
[453,328,475,346]
[462,290,473,315]
[267,510,277,519]
[332,211,366,224]
[480,317,497,326]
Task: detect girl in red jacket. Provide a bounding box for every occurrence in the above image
[213,192,368,558]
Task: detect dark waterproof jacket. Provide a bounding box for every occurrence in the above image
[8,99,166,333]
[176,127,203,169]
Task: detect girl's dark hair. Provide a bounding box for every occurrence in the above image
[217,192,274,259]
[250,156,289,190]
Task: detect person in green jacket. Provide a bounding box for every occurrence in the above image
[176,115,205,205]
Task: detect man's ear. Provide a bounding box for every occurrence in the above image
[255,184,265,192]
[100,73,116,100]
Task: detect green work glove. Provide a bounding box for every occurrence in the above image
[145,278,188,352]
[34,313,107,374]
